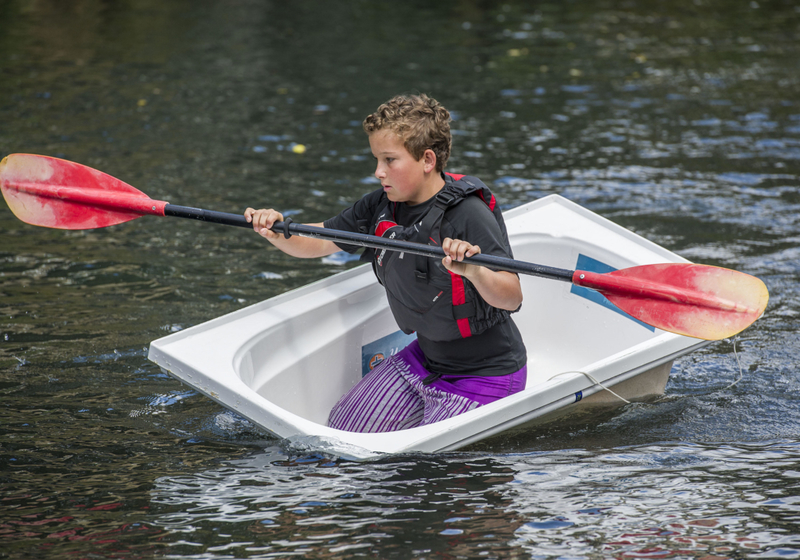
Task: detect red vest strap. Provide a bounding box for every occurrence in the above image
[449,271,472,338]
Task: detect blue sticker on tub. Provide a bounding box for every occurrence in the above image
[361,330,417,377]
[570,254,655,332]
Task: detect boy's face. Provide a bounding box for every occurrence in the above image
[369,130,431,205]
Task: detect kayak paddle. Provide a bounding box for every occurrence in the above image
[0,153,769,341]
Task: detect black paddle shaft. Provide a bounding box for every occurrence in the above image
[163,204,575,282]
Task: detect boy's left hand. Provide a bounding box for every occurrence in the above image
[442,237,523,311]
[442,237,481,277]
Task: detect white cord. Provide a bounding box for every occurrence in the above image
[547,336,744,405]
[721,336,744,391]
[547,370,632,405]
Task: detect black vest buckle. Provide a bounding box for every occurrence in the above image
[434,190,457,207]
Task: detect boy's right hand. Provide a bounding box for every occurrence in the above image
[244,208,284,240]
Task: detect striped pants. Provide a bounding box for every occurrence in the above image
[328,340,527,433]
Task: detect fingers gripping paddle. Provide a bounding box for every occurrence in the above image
[1,153,769,341]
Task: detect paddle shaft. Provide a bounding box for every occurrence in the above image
[164,204,576,282]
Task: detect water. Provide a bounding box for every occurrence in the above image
[1,0,799,558]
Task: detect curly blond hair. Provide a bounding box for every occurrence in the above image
[363,94,451,172]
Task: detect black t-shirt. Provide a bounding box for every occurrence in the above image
[324,187,527,377]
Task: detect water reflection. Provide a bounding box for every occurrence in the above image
[151,449,526,557]
[510,443,800,559]
[147,441,800,558]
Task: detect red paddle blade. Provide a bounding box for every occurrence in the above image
[0,153,165,229]
[574,263,769,340]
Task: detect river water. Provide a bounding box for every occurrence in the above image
[1,1,799,558]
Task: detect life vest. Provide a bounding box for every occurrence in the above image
[364,173,513,342]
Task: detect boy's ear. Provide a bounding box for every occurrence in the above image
[422,149,438,173]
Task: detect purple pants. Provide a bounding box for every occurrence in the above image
[328,340,527,433]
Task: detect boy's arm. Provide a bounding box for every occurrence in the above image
[441,238,523,312]
[245,208,340,258]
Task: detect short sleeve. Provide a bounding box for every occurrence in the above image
[323,188,385,253]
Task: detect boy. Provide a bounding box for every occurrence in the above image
[245,94,527,433]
